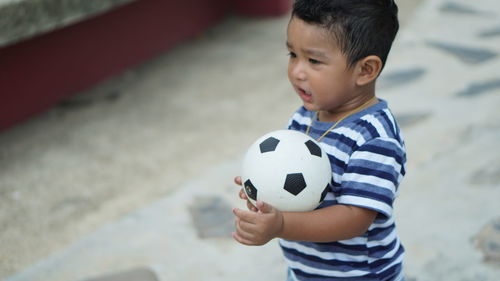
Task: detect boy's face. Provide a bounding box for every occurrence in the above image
[287,16,359,120]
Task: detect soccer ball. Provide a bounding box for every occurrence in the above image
[241,130,332,212]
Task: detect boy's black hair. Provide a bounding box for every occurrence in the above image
[292,0,399,69]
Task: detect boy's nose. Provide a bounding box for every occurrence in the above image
[289,62,307,81]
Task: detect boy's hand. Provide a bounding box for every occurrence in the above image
[234,176,258,212]
[232,201,284,246]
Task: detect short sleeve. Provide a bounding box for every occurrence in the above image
[336,137,406,218]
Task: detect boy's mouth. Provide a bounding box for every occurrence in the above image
[297,87,313,103]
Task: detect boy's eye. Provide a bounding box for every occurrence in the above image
[288,52,297,58]
[308,58,321,65]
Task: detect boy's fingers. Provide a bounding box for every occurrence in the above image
[234,176,242,186]
[234,223,252,241]
[256,201,273,214]
[239,189,248,200]
[232,232,254,246]
[247,201,258,212]
[237,190,257,211]
[236,217,257,233]
[234,218,255,241]
[232,208,257,223]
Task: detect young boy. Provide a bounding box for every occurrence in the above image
[232,0,405,280]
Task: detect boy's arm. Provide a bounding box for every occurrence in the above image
[232,200,377,246]
[280,204,377,242]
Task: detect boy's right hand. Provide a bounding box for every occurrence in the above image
[234,176,258,212]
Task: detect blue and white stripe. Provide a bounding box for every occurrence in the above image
[282,99,406,281]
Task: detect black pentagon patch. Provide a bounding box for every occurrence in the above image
[305,140,322,157]
[320,184,329,203]
[259,137,280,153]
[244,179,257,200]
[283,173,307,196]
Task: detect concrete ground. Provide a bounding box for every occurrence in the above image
[1,0,500,280]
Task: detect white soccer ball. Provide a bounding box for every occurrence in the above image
[241,130,332,212]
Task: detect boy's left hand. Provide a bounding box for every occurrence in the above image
[232,201,284,246]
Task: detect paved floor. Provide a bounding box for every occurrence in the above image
[1,0,500,280]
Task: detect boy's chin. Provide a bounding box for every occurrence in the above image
[303,103,319,112]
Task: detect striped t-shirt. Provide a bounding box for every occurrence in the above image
[281,99,406,281]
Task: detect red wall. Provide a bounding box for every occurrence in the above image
[235,0,291,16]
[0,0,291,131]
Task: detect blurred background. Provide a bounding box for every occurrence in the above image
[0,0,499,280]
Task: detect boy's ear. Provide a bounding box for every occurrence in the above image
[354,55,382,86]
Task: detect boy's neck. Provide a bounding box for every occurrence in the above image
[318,87,378,123]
